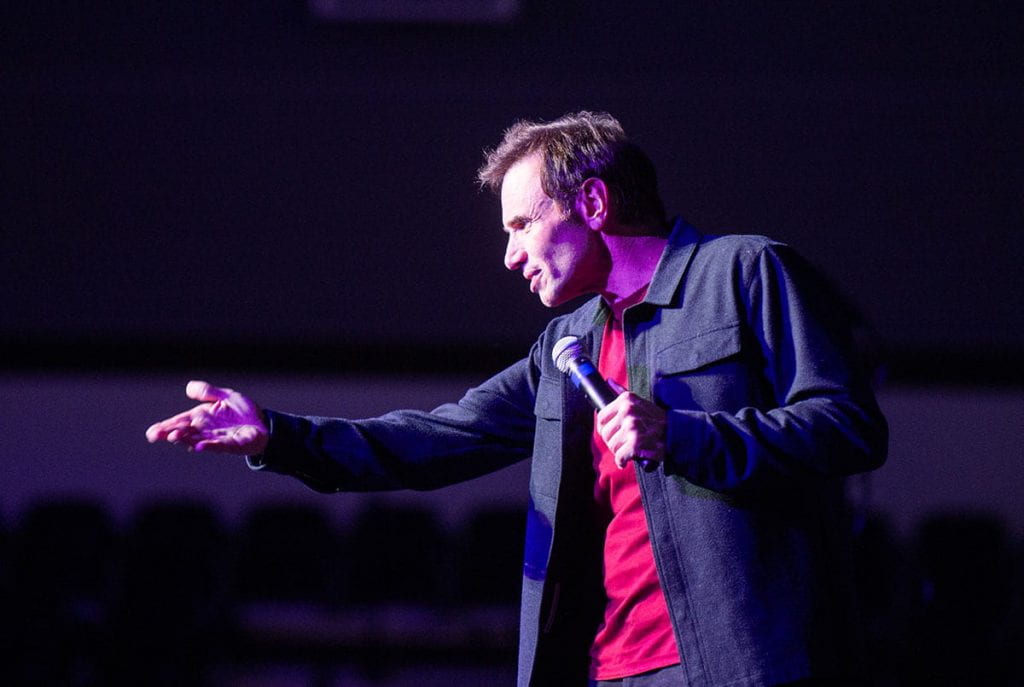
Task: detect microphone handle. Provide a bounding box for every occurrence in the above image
[568,358,656,472]
[570,360,619,409]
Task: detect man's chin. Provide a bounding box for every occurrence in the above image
[538,280,589,308]
[538,289,569,308]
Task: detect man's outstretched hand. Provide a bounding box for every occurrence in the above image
[145,381,269,455]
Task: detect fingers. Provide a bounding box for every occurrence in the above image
[596,392,666,470]
[186,380,232,403]
[146,381,229,443]
[193,425,267,455]
[596,406,629,468]
[148,422,259,455]
[146,407,201,443]
[145,423,166,443]
[154,420,206,447]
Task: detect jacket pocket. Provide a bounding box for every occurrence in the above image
[654,323,742,374]
[530,375,563,499]
[653,323,753,411]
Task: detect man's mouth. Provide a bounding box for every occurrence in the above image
[526,271,541,293]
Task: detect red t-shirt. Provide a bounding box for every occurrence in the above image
[589,308,680,680]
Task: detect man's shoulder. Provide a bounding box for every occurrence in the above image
[668,218,782,252]
[698,231,785,256]
[689,231,802,279]
[666,220,790,271]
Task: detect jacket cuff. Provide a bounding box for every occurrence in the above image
[243,409,344,493]
[663,408,706,477]
[245,409,280,471]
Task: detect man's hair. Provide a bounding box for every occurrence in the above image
[478,111,667,232]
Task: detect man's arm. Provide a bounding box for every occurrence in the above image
[147,351,542,493]
[252,355,539,492]
[661,242,888,494]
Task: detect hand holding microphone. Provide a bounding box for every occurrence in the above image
[552,336,664,472]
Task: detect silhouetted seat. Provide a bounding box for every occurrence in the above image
[348,504,448,606]
[913,512,1012,685]
[851,512,916,685]
[458,506,525,606]
[11,499,118,684]
[235,502,341,606]
[14,499,117,618]
[0,509,10,686]
[123,500,227,623]
[111,500,228,685]
[231,502,344,679]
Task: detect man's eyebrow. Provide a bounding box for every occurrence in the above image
[503,214,530,230]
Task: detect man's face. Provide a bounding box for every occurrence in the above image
[500,154,605,307]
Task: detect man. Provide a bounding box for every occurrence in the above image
[147,111,887,686]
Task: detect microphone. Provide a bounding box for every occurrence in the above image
[551,336,656,472]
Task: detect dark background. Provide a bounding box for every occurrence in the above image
[3,1,1021,382]
[2,2,1022,685]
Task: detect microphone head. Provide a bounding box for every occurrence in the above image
[552,336,583,373]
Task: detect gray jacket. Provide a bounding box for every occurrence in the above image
[254,219,888,686]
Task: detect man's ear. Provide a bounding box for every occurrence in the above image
[576,177,609,230]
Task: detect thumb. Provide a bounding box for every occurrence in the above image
[607,378,627,395]
[186,380,232,403]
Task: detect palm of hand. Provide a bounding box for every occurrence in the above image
[146,381,269,455]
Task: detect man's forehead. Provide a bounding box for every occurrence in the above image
[500,154,547,221]
[501,154,543,196]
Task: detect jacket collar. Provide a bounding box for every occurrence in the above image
[567,217,702,337]
[644,217,702,306]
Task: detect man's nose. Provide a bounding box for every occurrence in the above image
[504,235,526,271]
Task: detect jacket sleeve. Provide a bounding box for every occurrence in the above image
[662,242,888,494]
[247,347,541,493]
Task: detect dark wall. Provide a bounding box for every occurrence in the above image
[3,1,1021,378]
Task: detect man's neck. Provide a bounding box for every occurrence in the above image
[599,232,668,316]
